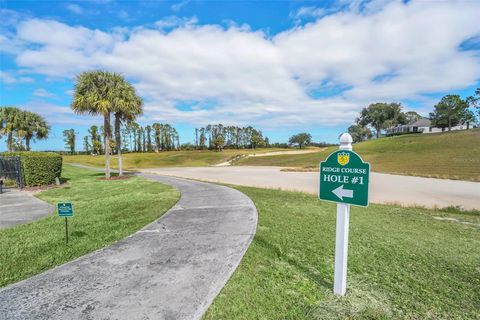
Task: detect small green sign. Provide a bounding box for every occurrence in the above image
[319,150,370,207]
[57,202,73,217]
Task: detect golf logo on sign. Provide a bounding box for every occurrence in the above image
[319,150,370,207]
[337,152,350,166]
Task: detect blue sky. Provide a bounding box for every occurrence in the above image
[1,0,479,151]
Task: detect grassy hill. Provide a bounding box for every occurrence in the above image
[237,129,480,181]
[63,148,289,170]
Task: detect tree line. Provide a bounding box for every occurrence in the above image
[348,88,479,143]
[63,122,181,155]
[0,107,50,152]
[193,125,268,151]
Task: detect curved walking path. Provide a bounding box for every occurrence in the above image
[0,174,258,320]
[0,189,54,229]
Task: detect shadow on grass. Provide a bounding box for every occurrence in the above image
[439,205,480,216]
[71,230,87,238]
[59,177,71,184]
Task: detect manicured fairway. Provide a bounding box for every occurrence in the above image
[63,148,289,170]
[204,187,480,319]
[237,129,480,181]
[0,165,179,288]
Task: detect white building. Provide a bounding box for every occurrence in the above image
[386,118,473,135]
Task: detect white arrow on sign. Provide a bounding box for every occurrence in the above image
[332,185,354,200]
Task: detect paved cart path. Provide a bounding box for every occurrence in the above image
[0,175,258,320]
[0,189,54,229]
[142,166,480,210]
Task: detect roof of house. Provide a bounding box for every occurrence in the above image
[409,118,431,127]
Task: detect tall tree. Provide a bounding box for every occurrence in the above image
[212,135,225,151]
[0,107,21,151]
[206,124,212,149]
[195,128,199,149]
[146,125,153,152]
[152,123,161,152]
[83,135,91,153]
[89,125,102,155]
[358,102,406,138]
[404,111,422,124]
[289,133,312,149]
[137,126,143,152]
[63,129,76,154]
[429,95,468,131]
[19,111,50,151]
[348,124,372,143]
[461,109,475,130]
[466,87,480,121]
[111,74,143,175]
[129,122,139,152]
[72,71,121,178]
[250,134,265,149]
[359,102,386,138]
[199,128,206,149]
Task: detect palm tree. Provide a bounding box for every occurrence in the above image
[146,125,152,152]
[63,129,76,154]
[83,135,91,153]
[195,128,198,149]
[0,107,21,152]
[112,75,143,176]
[71,71,120,178]
[88,125,101,155]
[20,111,50,151]
[153,123,161,152]
[206,124,212,149]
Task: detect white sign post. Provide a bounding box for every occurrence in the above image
[333,133,353,296]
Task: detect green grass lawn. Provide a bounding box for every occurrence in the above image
[204,187,480,319]
[237,129,480,181]
[0,165,179,288]
[63,148,289,170]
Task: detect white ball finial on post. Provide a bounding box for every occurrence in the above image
[339,133,353,151]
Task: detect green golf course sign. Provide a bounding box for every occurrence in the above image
[57,202,74,217]
[319,150,370,207]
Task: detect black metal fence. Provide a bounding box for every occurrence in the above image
[0,156,24,190]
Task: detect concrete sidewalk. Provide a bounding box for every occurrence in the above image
[0,189,54,229]
[141,166,480,210]
[0,175,258,320]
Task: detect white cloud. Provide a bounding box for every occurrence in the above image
[65,4,83,14]
[23,101,97,126]
[0,71,34,84]
[155,16,198,30]
[15,19,122,77]
[275,0,480,100]
[291,6,327,24]
[6,0,480,128]
[33,88,57,98]
[171,0,190,12]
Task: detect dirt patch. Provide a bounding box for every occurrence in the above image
[22,184,63,194]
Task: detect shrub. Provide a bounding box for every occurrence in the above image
[0,152,63,186]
